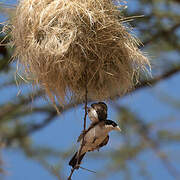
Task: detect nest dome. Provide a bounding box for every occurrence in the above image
[12,0,150,105]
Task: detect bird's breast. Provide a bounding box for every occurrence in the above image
[80,125,109,153]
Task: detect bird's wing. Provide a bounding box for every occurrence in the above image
[77,131,86,142]
[98,135,109,148]
[77,122,99,142]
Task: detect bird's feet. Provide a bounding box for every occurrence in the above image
[74,164,80,169]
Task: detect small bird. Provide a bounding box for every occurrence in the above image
[69,119,121,168]
[77,102,108,142]
[87,102,108,123]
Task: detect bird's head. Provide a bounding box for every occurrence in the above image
[87,102,107,121]
[104,120,121,132]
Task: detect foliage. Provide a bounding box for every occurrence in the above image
[0,0,180,179]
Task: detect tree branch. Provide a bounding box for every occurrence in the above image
[114,105,180,179]
[3,65,180,144]
[142,23,180,46]
[131,65,180,93]
[0,90,43,120]
[68,70,88,180]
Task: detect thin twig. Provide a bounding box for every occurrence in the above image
[119,15,145,22]
[67,168,76,180]
[76,70,88,167]
[3,65,179,144]
[67,70,88,180]
[79,166,97,173]
[143,136,180,180]
[114,104,180,180]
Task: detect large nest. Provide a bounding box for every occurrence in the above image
[11,0,150,105]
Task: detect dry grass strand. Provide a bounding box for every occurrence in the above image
[11,0,150,105]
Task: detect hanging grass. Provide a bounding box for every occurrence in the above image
[10,0,150,105]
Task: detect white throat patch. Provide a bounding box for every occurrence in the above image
[105,124,113,129]
[88,108,98,119]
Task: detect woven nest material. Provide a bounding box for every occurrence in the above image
[11,0,150,105]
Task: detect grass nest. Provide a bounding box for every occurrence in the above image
[11,0,150,105]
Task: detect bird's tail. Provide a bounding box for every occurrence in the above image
[69,152,86,168]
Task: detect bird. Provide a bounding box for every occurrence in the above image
[77,101,108,142]
[69,119,121,168]
[87,102,108,123]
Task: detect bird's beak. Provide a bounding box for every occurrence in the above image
[115,126,121,131]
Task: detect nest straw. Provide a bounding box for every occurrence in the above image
[11,0,150,105]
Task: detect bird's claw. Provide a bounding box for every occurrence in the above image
[82,130,87,134]
[74,164,80,169]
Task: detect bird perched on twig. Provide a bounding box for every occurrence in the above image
[77,102,108,142]
[69,102,121,169]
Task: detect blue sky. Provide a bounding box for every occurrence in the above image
[2,72,180,180]
[1,0,180,180]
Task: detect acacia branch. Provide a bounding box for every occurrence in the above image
[3,65,180,144]
[131,65,180,94]
[0,90,43,120]
[142,23,180,46]
[114,105,180,179]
